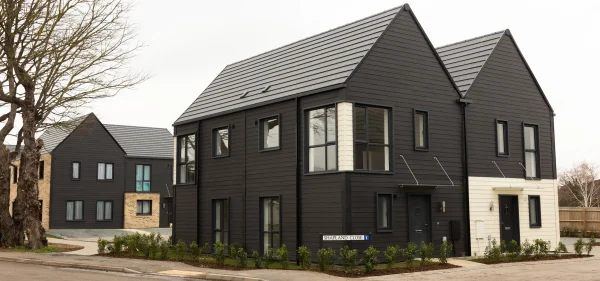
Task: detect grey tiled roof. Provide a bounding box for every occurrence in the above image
[39,114,90,153]
[175,5,405,125]
[104,124,173,159]
[436,30,505,96]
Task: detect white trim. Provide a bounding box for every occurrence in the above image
[337,102,354,171]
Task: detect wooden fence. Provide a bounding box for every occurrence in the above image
[559,207,600,231]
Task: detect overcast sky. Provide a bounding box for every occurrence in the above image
[36,0,600,171]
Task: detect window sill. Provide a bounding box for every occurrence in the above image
[496,154,510,158]
[352,170,394,175]
[304,170,340,176]
[259,147,281,152]
[136,190,152,193]
[136,214,152,216]
[66,220,84,222]
[525,178,542,181]
[530,225,542,228]
[414,147,429,152]
[212,154,230,159]
[96,220,114,222]
[97,179,115,182]
[377,229,393,233]
[71,179,80,181]
[174,183,196,187]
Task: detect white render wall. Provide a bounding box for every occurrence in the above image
[469,177,560,256]
[337,102,354,171]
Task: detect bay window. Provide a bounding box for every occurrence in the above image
[306,106,336,172]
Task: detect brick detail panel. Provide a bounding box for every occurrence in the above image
[124,193,160,228]
[10,153,52,229]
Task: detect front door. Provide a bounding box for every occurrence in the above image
[408,194,431,245]
[165,197,174,225]
[499,195,520,244]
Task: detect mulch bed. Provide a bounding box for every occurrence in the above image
[473,254,593,265]
[317,264,460,278]
[0,243,83,253]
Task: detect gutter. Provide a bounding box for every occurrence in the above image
[295,97,302,265]
[458,98,472,256]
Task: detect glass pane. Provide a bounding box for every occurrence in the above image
[378,195,390,228]
[144,166,151,181]
[98,163,105,180]
[75,201,83,220]
[327,107,336,142]
[143,201,151,214]
[263,199,271,231]
[308,109,325,146]
[263,233,270,253]
[223,231,229,247]
[355,143,367,170]
[215,129,229,156]
[223,200,229,230]
[97,201,104,220]
[179,164,187,183]
[497,123,506,154]
[136,182,142,192]
[186,163,195,183]
[263,118,280,148]
[525,151,537,177]
[368,107,388,144]
[272,232,280,250]
[179,137,186,163]
[215,231,221,243]
[105,202,112,220]
[186,135,196,161]
[354,106,366,141]
[308,147,326,172]
[272,199,280,231]
[215,201,221,229]
[137,201,142,214]
[136,165,143,181]
[143,182,151,191]
[529,198,537,225]
[524,126,536,150]
[106,164,113,179]
[327,145,336,171]
[72,163,79,179]
[66,202,74,220]
[415,113,425,147]
[370,146,389,171]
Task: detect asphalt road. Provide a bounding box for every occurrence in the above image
[0,261,196,281]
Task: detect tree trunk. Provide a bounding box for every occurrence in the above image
[0,145,22,247]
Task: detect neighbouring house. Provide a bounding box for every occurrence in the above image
[172,4,470,258]
[9,113,174,229]
[436,30,558,256]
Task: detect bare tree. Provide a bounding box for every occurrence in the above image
[0,0,145,248]
[559,161,600,208]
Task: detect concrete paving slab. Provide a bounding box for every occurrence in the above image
[47,228,172,243]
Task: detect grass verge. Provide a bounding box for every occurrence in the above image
[0,243,83,253]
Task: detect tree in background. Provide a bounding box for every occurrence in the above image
[0,0,145,248]
[559,161,600,208]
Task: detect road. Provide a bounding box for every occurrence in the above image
[0,261,196,281]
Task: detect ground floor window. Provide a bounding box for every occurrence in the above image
[96,201,113,221]
[66,200,83,221]
[136,200,152,215]
[213,199,229,247]
[529,195,541,227]
[377,194,392,231]
[261,197,280,253]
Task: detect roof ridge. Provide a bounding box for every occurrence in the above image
[436,29,506,50]
[104,123,170,130]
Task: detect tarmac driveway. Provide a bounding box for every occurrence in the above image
[47,228,172,242]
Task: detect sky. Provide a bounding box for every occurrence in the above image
[12,0,600,171]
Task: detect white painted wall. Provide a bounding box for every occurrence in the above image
[337,102,354,171]
[469,176,560,256]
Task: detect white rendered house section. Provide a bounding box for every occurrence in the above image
[337,102,354,171]
[468,177,560,257]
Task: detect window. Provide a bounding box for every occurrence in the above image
[259,116,280,150]
[136,200,152,215]
[178,134,196,184]
[12,166,17,183]
[261,197,280,253]
[496,120,509,156]
[39,200,43,221]
[523,124,540,178]
[414,110,429,150]
[66,200,83,221]
[136,165,151,192]
[212,127,230,157]
[97,163,113,180]
[39,161,45,179]
[377,194,392,231]
[213,199,229,247]
[355,106,391,171]
[528,195,541,227]
[96,201,113,221]
[72,162,80,180]
[306,107,336,172]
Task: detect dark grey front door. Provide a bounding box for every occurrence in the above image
[165,197,174,225]
[408,194,431,245]
[499,195,520,244]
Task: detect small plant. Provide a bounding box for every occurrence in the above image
[574,238,585,256]
[521,239,534,259]
[262,247,276,269]
[214,241,226,265]
[229,242,240,258]
[363,245,380,273]
[484,239,502,262]
[384,245,399,269]
[317,248,336,271]
[140,235,152,258]
[339,245,358,273]
[201,242,211,257]
[507,240,520,261]
[297,246,312,270]
[174,239,188,261]
[419,242,434,265]
[586,236,596,256]
[400,242,417,266]
[149,234,161,259]
[189,241,200,259]
[251,249,262,268]
[236,248,248,268]
[168,235,173,245]
[97,238,108,254]
[533,239,550,258]
[112,235,125,254]
[439,241,453,264]
[557,241,567,253]
[277,244,289,269]
[159,240,169,260]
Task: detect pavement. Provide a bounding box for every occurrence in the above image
[47,228,172,242]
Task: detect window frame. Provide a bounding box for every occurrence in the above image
[136,164,152,192]
[528,195,542,228]
[376,193,393,233]
[260,196,282,255]
[212,125,231,158]
[258,115,282,152]
[136,200,152,216]
[71,161,81,181]
[39,160,45,180]
[97,162,114,181]
[353,104,392,172]
[304,105,338,173]
[413,109,430,151]
[12,165,17,183]
[495,119,510,157]
[522,123,541,179]
[66,200,84,221]
[212,198,230,248]
[96,200,113,221]
[177,133,196,185]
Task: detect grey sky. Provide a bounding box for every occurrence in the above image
[40,1,600,170]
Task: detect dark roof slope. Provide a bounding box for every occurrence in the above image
[104,124,173,159]
[39,114,90,153]
[436,30,505,96]
[175,5,406,125]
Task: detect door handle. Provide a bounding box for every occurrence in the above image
[415,230,422,233]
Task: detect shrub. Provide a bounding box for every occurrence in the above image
[174,239,188,261]
[533,239,550,258]
[297,246,312,270]
[521,239,534,258]
[400,242,417,266]
[97,238,109,254]
[214,241,226,265]
[189,241,200,259]
[159,240,169,260]
[229,242,240,258]
[168,235,173,245]
[236,248,248,268]
[263,247,276,269]
[439,241,453,264]
[113,235,126,254]
[507,240,520,261]
[201,242,211,257]
[556,241,568,254]
[419,242,434,265]
[317,248,336,271]
[126,233,141,255]
[140,235,152,258]
[251,249,262,268]
[277,244,289,269]
[574,238,585,256]
[484,239,502,262]
[586,236,596,256]
[384,245,399,269]
[149,234,161,259]
[339,245,358,273]
[363,245,380,273]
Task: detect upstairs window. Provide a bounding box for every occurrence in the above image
[414,110,429,150]
[97,163,113,180]
[306,107,336,172]
[72,162,80,180]
[213,127,230,157]
[496,120,509,156]
[39,161,45,179]
[136,165,151,192]
[523,124,540,178]
[259,116,280,151]
[355,105,391,171]
[178,134,196,184]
